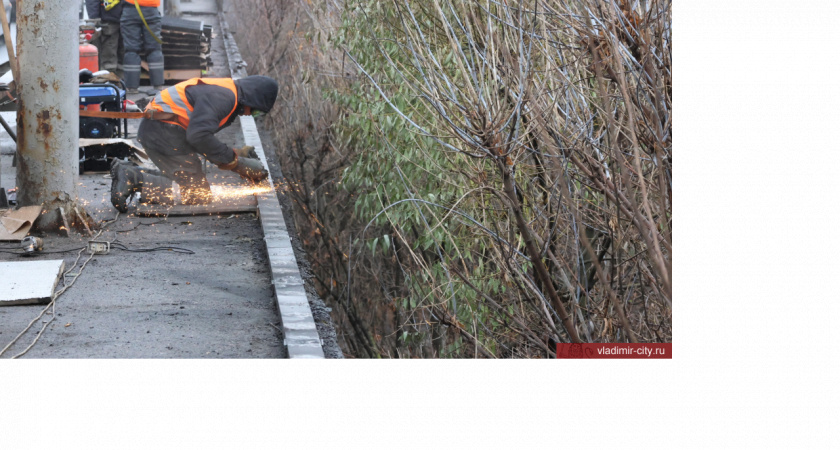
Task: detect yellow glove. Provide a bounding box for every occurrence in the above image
[104,0,120,11]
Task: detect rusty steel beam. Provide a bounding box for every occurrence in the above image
[15,1,79,212]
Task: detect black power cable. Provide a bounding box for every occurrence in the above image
[110,242,195,254]
[0,247,86,255]
[0,244,194,256]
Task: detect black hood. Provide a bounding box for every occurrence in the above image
[235,76,279,112]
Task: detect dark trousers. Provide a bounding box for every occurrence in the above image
[92,21,123,72]
[137,119,212,205]
[120,5,164,88]
[137,119,207,180]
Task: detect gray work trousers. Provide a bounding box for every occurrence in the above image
[121,5,164,88]
[91,21,123,72]
[137,118,208,183]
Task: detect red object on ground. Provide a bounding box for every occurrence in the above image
[79,42,99,72]
[556,343,672,359]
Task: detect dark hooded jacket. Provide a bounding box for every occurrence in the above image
[182,76,279,165]
[235,76,280,112]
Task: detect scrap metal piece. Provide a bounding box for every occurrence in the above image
[21,236,43,255]
[79,138,149,173]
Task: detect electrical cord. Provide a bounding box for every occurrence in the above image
[1,212,196,358]
[0,232,102,358]
[0,244,194,256]
[113,216,169,233]
[0,212,119,358]
[6,244,97,358]
[0,247,86,255]
[110,241,195,254]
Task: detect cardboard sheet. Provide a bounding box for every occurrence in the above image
[0,206,42,241]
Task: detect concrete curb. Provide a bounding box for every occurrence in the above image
[219,12,325,359]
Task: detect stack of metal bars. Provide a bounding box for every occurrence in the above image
[159,16,212,79]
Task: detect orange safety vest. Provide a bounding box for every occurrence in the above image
[146,78,239,130]
[124,0,161,7]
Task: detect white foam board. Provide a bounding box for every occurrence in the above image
[0,259,65,306]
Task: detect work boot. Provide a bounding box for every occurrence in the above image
[110,159,143,213]
[173,171,212,205]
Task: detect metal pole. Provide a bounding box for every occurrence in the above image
[15,1,79,214]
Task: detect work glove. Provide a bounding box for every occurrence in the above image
[233,145,257,159]
[231,157,268,183]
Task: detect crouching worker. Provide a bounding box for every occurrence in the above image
[110,76,278,212]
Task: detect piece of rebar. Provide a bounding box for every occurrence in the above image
[0,113,16,142]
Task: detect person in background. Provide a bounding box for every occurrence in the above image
[121,0,164,94]
[4,0,15,23]
[85,0,124,75]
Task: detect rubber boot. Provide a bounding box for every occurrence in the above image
[139,172,175,206]
[147,50,165,88]
[173,171,212,205]
[110,159,143,213]
[123,52,141,91]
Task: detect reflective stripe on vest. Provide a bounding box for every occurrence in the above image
[124,0,161,7]
[146,78,238,130]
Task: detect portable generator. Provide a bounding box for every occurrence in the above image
[78,77,132,173]
[79,82,126,139]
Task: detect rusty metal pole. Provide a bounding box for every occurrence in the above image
[15,1,86,231]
